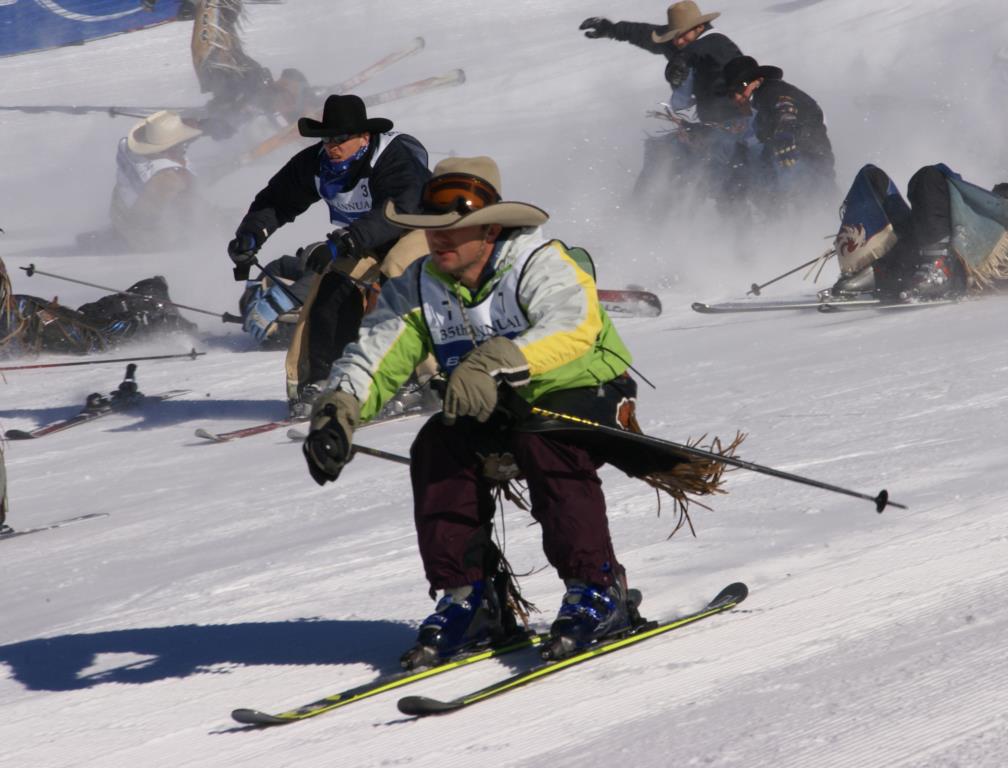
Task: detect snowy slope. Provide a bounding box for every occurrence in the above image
[2,2,1007,767]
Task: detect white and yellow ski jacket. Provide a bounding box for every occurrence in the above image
[328,227,632,422]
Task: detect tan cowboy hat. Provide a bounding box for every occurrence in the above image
[127,110,202,155]
[652,1,720,44]
[384,156,549,230]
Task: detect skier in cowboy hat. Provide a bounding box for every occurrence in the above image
[301,155,649,665]
[226,93,431,418]
[579,2,749,210]
[579,2,742,126]
[107,110,205,252]
[722,54,835,209]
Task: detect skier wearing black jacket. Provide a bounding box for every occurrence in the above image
[579,2,747,206]
[579,1,741,124]
[723,55,835,208]
[227,94,431,415]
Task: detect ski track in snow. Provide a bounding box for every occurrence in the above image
[2,1,1008,766]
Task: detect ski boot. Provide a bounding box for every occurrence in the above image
[84,392,113,413]
[824,264,876,300]
[0,523,14,537]
[288,382,323,421]
[541,579,642,661]
[899,240,966,302]
[400,579,505,670]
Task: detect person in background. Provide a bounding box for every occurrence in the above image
[828,163,1008,301]
[226,94,430,418]
[108,110,204,252]
[722,55,835,210]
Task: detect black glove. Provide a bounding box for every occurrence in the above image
[306,230,360,274]
[228,230,267,281]
[303,390,360,485]
[579,17,614,39]
[665,55,690,88]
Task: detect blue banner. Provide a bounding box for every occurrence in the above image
[0,1,183,57]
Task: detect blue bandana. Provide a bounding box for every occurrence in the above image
[317,144,369,199]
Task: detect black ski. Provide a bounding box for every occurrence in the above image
[819,297,959,312]
[4,364,189,440]
[691,299,878,314]
[0,512,110,540]
[398,582,748,717]
[231,631,550,726]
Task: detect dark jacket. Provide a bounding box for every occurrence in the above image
[240,133,430,257]
[604,23,743,124]
[750,79,834,174]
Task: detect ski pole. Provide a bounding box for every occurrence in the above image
[19,264,233,322]
[518,401,906,513]
[251,256,376,307]
[746,255,825,296]
[252,259,304,307]
[0,348,204,372]
[351,444,410,466]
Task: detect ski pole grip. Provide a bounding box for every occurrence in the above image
[22,263,36,277]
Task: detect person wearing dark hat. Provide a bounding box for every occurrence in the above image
[108,110,205,252]
[227,93,430,417]
[722,55,835,206]
[299,155,638,664]
[579,3,748,206]
[826,163,1008,302]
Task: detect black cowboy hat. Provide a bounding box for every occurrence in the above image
[723,55,783,92]
[297,94,393,138]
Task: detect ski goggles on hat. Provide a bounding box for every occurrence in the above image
[421,173,501,215]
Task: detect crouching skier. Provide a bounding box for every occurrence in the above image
[300,156,647,664]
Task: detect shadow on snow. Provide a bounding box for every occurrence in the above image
[0,618,421,691]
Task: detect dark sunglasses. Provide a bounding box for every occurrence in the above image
[421,173,500,215]
[322,134,355,146]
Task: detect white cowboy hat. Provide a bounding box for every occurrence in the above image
[127,110,202,155]
[384,156,548,230]
[652,1,721,44]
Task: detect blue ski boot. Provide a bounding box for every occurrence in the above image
[400,579,504,669]
[543,579,637,660]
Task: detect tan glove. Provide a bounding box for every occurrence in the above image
[442,337,530,425]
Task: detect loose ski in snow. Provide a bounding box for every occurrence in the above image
[397,581,748,717]
[195,420,299,443]
[360,69,465,108]
[231,631,551,726]
[599,289,662,317]
[0,512,110,540]
[3,364,189,440]
[199,397,431,444]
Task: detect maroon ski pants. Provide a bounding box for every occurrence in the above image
[409,415,622,590]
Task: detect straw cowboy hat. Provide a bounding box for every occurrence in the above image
[651,1,721,44]
[384,156,549,230]
[297,94,393,138]
[127,110,202,155]
[723,55,784,92]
